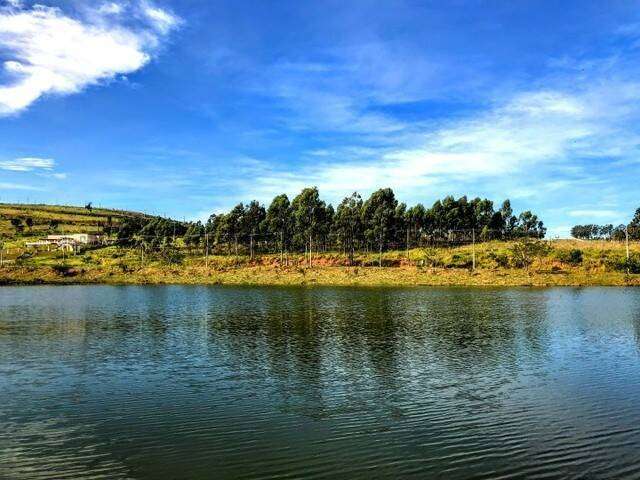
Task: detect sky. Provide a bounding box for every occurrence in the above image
[1,0,640,237]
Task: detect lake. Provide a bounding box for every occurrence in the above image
[1,286,640,479]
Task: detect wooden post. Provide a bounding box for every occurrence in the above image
[472,228,476,271]
[205,232,209,268]
[626,226,630,261]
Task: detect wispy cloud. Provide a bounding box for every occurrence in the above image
[0,157,54,171]
[0,181,41,190]
[212,80,640,209]
[0,1,180,115]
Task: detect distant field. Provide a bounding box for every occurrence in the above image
[0,203,149,237]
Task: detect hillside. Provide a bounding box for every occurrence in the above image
[0,203,151,237]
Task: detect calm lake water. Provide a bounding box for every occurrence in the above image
[2,286,640,479]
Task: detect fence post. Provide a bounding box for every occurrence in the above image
[626,226,630,274]
[472,228,476,271]
[626,226,630,261]
[205,232,209,268]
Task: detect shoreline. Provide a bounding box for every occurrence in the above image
[2,265,639,287]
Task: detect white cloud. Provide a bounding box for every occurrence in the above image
[97,3,124,16]
[0,157,54,171]
[568,209,622,219]
[140,0,180,34]
[0,181,40,190]
[0,1,180,115]
[208,77,640,213]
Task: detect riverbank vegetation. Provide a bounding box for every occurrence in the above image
[1,190,639,286]
[1,239,639,287]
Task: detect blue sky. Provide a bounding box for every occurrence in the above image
[1,0,640,236]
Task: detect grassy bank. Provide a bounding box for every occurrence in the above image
[1,240,639,287]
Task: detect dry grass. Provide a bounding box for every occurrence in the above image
[1,239,639,287]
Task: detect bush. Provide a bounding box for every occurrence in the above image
[510,238,551,270]
[487,250,510,268]
[609,254,640,274]
[417,248,442,267]
[446,253,473,269]
[159,245,184,265]
[51,264,77,277]
[556,248,583,265]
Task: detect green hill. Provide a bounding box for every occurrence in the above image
[0,203,151,238]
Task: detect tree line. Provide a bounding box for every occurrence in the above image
[571,208,640,241]
[116,187,545,265]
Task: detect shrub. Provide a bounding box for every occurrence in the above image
[51,264,77,277]
[609,254,640,274]
[446,253,473,269]
[510,238,551,270]
[487,250,510,268]
[417,248,442,267]
[556,248,583,265]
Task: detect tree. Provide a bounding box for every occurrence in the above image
[405,203,426,246]
[25,217,33,232]
[515,211,546,239]
[629,207,640,240]
[265,194,292,263]
[334,192,363,264]
[85,202,93,212]
[243,200,266,259]
[500,200,517,238]
[600,224,613,240]
[362,188,398,266]
[291,187,326,266]
[205,214,220,253]
[183,222,204,252]
[49,219,60,231]
[116,216,147,246]
[225,203,246,255]
[394,202,407,247]
[612,224,627,242]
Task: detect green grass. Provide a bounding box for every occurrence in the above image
[1,239,639,287]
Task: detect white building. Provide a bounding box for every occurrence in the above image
[45,234,103,245]
[26,233,104,251]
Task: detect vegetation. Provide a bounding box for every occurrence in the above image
[0,203,150,237]
[113,187,546,262]
[1,239,639,287]
[571,208,640,241]
[1,193,639,287]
